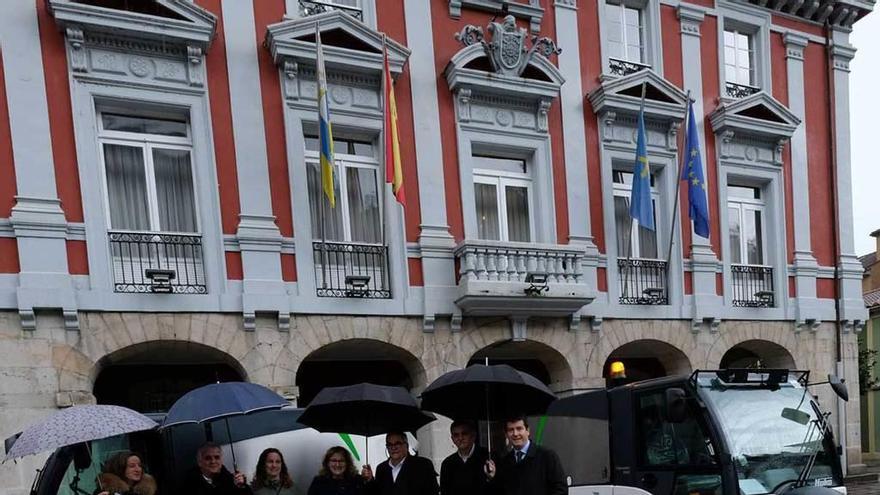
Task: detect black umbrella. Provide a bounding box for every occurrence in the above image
[420,364,556,451]
[298,383,435,464]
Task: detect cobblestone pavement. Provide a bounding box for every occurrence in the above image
[847,479,880,495]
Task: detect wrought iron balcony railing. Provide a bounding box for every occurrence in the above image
[313,241,391,298]
[725,81,761,99]
[608,58,652,77]
[731,264,774,308]
[109,231,207,294]
[299,0,363,20]
[617,258,668,305]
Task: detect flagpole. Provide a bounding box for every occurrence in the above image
[317,22,329,290]
[622,82,648,302]
[665,91,692,271]
[381,34,389,250]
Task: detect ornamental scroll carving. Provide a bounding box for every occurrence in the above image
[455,15,560,78]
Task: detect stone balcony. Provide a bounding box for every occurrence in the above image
[453,240,595,317]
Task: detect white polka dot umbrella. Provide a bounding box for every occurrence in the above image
[3,404,157,462]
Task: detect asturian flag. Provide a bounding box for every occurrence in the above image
[383,36,404,206]
[681,100,710,239]
[316,26,335,208]
[629,109,655,231]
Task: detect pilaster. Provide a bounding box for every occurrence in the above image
[554,0,600,305]
[1,1,77,330]
[222,0,287,324]
[784,33,820,330]
[678,5,721,329]
[405,0,458,329]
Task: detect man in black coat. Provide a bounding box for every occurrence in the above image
[178,442,253,495]
[440,420,490,495]
[363,431,439,495]
[486,416,565,495]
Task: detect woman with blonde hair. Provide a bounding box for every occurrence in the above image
[95,451,156,495]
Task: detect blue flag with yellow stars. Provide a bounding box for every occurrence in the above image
[681,100,710,239]
[629,110,655,231]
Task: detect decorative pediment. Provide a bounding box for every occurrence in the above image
[49,0,216,48]
[266,10,410,76]
[587,69,688,122]
[444,15,563,105]
[709,91,800,140]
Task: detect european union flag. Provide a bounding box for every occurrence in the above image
[681,100,710,239]
[630,110,655,231]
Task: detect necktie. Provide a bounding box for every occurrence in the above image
[516,451,525,463]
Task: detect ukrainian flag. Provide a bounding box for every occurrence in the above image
[316,26,335,208]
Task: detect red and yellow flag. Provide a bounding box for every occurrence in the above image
[382,37,404,206]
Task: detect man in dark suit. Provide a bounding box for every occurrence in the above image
[178,442,253,495]
[363,431,439,495]
[486,415,565,495]
[440,420,491,495]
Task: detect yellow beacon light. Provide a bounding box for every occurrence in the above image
[609,361,626,379]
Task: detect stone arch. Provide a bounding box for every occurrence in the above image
[705,322,798,370]
[467,339,575,393]
[602,339,693,385]
[92,340,247,412]
[718,339,797,369]
[588,320,698,381]
[294,338,427,406]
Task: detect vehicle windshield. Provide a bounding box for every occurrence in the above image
[695,372,838,494]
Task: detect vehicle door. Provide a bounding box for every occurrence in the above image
[632,389,723,495]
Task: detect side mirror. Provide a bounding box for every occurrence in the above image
[829,374,848,402]
[665,387,687,423]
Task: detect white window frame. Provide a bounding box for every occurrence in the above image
[472,165,536,243]
[304,134,383,245]
[97,111,201,235]
[717,2,771,97]
[606,1,646,64]
[726,186,767,266]
[598,0,663,76]
[612,168,661,260]
[723,27,756,86]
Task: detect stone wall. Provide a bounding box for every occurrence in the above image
[0,311,861,494]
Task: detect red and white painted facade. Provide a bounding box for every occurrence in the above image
[0,0,872,491]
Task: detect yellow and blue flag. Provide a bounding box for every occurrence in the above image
[629,110,655,230]
[681,100,710,239]
[316,26,335,208]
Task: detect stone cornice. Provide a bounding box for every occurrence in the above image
[266,10,410,76]
[587,69,688,123]
[49,0,216,49]
[784,32,809,60]
[677,5,706,37]
[709,91,800,143]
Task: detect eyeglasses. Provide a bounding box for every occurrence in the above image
[201,455,222,461]
[386,442,406,448]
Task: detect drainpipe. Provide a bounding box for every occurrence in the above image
[825,19,847,476]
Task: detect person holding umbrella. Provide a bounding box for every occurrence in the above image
[361,431,439,495]
[440,420,490,495]
[179,442,252,494]
[484,415,565,495]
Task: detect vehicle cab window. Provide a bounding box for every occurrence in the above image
[635,390,722,495]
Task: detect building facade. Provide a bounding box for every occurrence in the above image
[0,0,872,491]
[860,230,880,457]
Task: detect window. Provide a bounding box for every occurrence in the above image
[299,0,363,20]
[99,112,198,234]
[305,135,381,244]
[473,155,533,243]
[606,1,645,65]
[98,109,206,294]
[726,185,764,265]
[723,28,755,87]
[613,170,658,259]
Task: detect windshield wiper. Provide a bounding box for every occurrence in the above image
[792,402,831,489]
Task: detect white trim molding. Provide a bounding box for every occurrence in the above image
[448,0,545,33]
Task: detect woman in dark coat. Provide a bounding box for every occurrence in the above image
[95,451,157,495]
[307,446,365,495]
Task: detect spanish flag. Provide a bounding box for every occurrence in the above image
[383,36,404,206]
[316,25,335,208]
